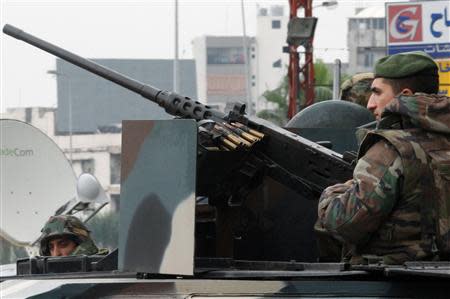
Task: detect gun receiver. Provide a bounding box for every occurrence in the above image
[3,24,353,198]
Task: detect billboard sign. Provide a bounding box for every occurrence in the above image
[438,59,450,95]
[386,1,450,95]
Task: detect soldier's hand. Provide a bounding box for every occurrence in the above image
[344,179,354,186]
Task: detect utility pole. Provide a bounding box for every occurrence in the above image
[241,0,252,116]
[287,0,315,119]
[173,0,180,93]
[332,59,341,99]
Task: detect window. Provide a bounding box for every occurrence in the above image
[359,20,366,30]
[25,108,32,123]
[377,19,385,30]
[207,47,244,64]
[364,52,374,67]
[110,194,120,211]
[272,20,281,29]
[372,19,378,29]
[73,159,95,175]
[110,153,121,185]
[272,59,282,68]
[82,159,94,174]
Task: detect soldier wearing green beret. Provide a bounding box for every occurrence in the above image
[315,51,450,265]
[39,215,105,257]
[367,51,439,119]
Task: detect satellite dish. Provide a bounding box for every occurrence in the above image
[0,119,77,246]
[53,173,110,222]
[77,173,108,204]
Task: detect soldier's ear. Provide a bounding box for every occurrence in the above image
[400,88,413,96]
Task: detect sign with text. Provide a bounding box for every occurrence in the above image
[386,1,450,95]
[438,59,450,95]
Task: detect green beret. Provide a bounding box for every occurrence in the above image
[374,51,438,79]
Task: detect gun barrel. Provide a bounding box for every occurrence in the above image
[3,24,224,121]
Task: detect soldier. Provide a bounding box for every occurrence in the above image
[340,72,374,107]
[39,215,102,257]
[315,51,450,264]
[366,52,440,120]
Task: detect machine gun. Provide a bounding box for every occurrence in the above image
[3,24,354,261]
[3,24,352,194]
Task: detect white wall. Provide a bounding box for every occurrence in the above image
[192,37,208,103]
[255,10,289,111]
[256,14,289,95]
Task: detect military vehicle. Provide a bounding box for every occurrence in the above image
[2,24,450,298]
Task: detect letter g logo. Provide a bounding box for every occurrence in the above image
[389,5,423,43]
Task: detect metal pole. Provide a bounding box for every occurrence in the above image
[68,79,73,163]
[173,0,179,93]
[332,59,341,100]
[241,0,252,116]
[303,0,315,107]
[288,0,299,119]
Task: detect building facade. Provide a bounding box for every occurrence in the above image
[254,5,289,111]
[192,5,290,114]
[347,7,386,74]
[54,58,196,134]
[192,35,256,112]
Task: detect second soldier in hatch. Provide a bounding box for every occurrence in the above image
[39,215,104,257]
[315,51,450,264]
[340,72,374,107]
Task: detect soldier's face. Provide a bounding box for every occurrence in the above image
[367,78,396,120]
[49,236,77,256]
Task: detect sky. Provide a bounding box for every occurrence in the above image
[0,0,392,111]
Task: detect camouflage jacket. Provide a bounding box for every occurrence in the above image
[316,94,450,264]
[71,238,101,256]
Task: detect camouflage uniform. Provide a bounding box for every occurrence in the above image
[39,215,101,256]
[316,94,450,264]
[340,73,374,107]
